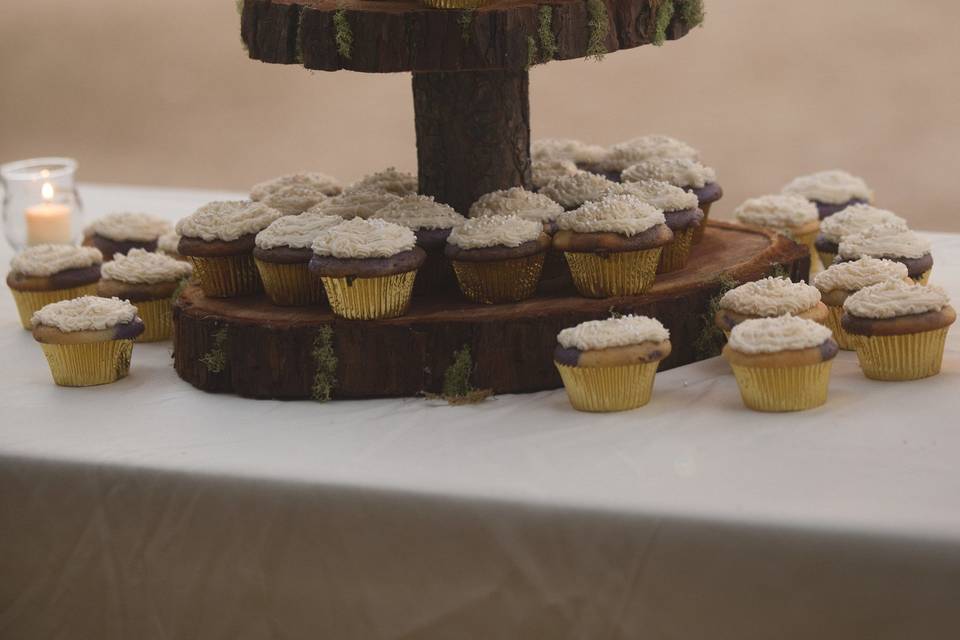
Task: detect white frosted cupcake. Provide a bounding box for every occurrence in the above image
[156,231,186,261]
[345,167,418,197]
[531,138,607,169]
[554,315,672,412]
[781,169,874,219]
[250,172,342,201]
[594,134,699,181]
[306,189,401,219]
[540,171,619,211]
[619,180,703,273]
[716,276,828,336]
[97,249,193,341]
[842,280,955,380]
[253,212,342,306]
[837,223,933,283]
[260,184,330,215]
[309,218,425,319]
[84,212,172,259]
[531,159,579,191]
[7,245,103,329]
[734,194,820,273]
[814,204,907,267]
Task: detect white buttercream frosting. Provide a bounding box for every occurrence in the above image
[261,184,329,215]
[311,218,416,259]
[532,138,607,165]
[782,170,874,205]
[372,195,465,230]
[100,248,192,284]
[540,171,618,208]
[600,135,699,171]
[176,201,283,242]
[727,315,833,354]
[255,213,344,250]
[345,168,418,197]
[813,257,908,294]
[10,244,102,277]
[818,204,908,244]
[617,180,699,212]
[621,158,716,189]
[720,277,821,316]
[734,194,819,229]
[532,159,579,189]
[469,188,564,224]
[157,231,181,255]
[557,315,670,350]
[838,224,931,260]
[306,190,401,219]
[31,295,138,332]
[556,195,665,236]
[250,172,342,201]
[843,280,950,319]
[447,215,542,250]
[87,212,172,242]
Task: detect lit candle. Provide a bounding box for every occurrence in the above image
[26,181,72,245]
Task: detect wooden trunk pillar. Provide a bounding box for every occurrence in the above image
[412,69,531,215]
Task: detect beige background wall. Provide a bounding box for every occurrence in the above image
[1,0,958,229]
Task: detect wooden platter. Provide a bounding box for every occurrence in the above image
[172,222,810,400]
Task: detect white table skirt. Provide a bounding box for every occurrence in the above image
[2,184,959,639]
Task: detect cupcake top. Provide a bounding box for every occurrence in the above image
[87,212,172,242]
[532,159,579,189]
[621,158,716,189]
[100,248,192,284]
[176,201,283,242]
[469,188,564,224]
[255,212,343,250]
[838,223,931,260]
[720,277,821,316]
[557,315,670,350]
[447,215,542,250]
[733,194,818,228]
[782,170,874,205]
[618,180,699,212]
[156,231,181,255]
[260,184,329,215]
[345,167,418,197]
[818,204,908,244]
[532,138,607,165]
[307,189,401,219]
[843,280,950,319]
[813,257,908,293]
[10,244,103,277]
[540,171,618,209]
[311,218,416,259]
[373,195,465,230]
[250,172,342,201]
[556,195,665,236]
[599,135,699,171]
[31,295,138,332]
[727,315,833,354]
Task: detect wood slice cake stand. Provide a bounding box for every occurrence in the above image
[173,223,809,399]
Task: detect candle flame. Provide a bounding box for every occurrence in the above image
[41,182,54,201]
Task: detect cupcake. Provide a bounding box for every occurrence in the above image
[781,170,874,219]
[733,194,820,272]
[7,244,103,329]
[592,134,699,182]
[715,276,828,336]
[344,167,418,197]
[445,216,550,304]
[97,249,193,341]
[83,212,172,259]
[814,204,907,267]
[552,194,673,298]
[156,230,187,261]
[260,184,330,215]
[309,218,425,319]
[554,315,671,412]
[723,315,838,412]
[531,159,579,191]
[250,171,342,201]
[372,195,465,294]
[813,257,910,350]
[306,189,401,219]
[31,296,145,387]
[621,158,722,243]
[837,223,933,284]
[531,138,607,172]
[619,180,703,273]
[842,280,955,380]
[253,213,342,306]
[176,201,283,297]
[540,171,619,211]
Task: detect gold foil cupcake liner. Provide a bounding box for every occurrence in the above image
[564,248,661,298]
[452,254,544,304]
[39,339,134,387]
[817,250,837,269]
[421,0,490,8]
[321,270,417,319]
[852,327,949,381]
[188,254,262,298]
[134,298,174,342]
[255,259,325,306]
[657,227,695,274]
[692,203,712,244]
[555,361,659,412]
[824,304,855,350]
[914,269,931,285]
[729,361,833,412]
[10,283,99,329]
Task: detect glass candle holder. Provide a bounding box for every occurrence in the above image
[2,157,83,250]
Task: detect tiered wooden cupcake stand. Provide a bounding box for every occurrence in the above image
[173,0,809,399]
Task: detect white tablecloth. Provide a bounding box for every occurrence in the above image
[2,185,959,639]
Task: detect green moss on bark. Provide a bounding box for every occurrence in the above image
[427,345,492,405]
[311,326,338,402]
[457,9,474,43]
[677,0,705,27]
[653,0,675,46]
[586,0,609,60]
[537,6,558,62]
[334,8,353,60]
[693,273,739,360]
[200,327,229,374]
